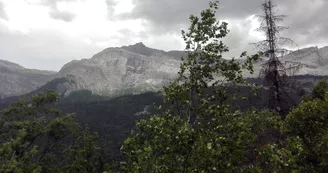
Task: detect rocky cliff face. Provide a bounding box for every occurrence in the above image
[58,44,328,97]
[0,59,56,98]
[1,43,327,99]
[249,46,328,77]
[283,46,328,75]
[58,42,182,96]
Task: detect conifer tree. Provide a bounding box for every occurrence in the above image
[254,0,296,117]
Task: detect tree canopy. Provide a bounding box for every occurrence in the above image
[1,1,327,173]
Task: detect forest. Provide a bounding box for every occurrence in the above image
[1,0,328,172]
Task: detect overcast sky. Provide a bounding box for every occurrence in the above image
[0,0,327,71]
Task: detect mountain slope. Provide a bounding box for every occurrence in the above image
[0,59,56,98]
[248,46,328,77]
[24,44,328,97]
[2,44,327,99]
[57,42,182,96]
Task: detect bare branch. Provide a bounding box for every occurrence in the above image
[251,0,298,117]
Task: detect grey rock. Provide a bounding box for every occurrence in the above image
[248,46,328,77]
[2,43,328,99]
[58,43,182,96]
[0,59,56,98]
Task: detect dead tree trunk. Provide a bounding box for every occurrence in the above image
[254,0,297,118]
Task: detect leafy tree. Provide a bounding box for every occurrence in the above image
[0,90,78,172]
[0,129,41,173]
[121,109,281,172]
[259,85,328,173]
[285,94,328,172]
[120,1,282,172]
[63,128,105,173]
[304,80,328,101]
[0,90,105,173]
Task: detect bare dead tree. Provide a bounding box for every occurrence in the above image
[254,0,297,118]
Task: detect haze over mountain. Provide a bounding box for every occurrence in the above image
[1,43,328,99]
[0,59,56,98]
[284,46,328,75]
[251,46,328,77]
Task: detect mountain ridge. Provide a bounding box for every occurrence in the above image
[0,59,57,98]
[57,43,182,96]
[1,43,328,99]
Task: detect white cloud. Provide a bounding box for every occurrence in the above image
[1,0,144,41]
[24,0,42,4]
[1,0,49,33]
[83,37,92,44]
[0,0,326,71]
[113,0,135,15]
[0,0,149,70]
[144,33,184,51]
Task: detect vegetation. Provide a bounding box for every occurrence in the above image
[0,1,327,173]
[259,85,328,173]
[62,90,109,103]
[119,1,328,172]
[0,90,105,172]
[120,1,269,172]
[305,80,328,101]
[254,0,296,116]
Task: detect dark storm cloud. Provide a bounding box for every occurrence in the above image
[112,0,328,48]
[119,0,209,33]
[115,0,261,34]
[0,1,8,20]
[276,0,328,47]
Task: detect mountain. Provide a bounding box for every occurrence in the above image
[1,43,327,100]
[283,46,328,75]
[0,59,56,98]
[1,44,327,161]
[56,42,182,96]
[250,46,328,77]
[52,43,328,98]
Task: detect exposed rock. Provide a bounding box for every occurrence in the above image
[249,46,328,77]
[0,59,56,98]
[58,43,182,96]
[1,43,327,99]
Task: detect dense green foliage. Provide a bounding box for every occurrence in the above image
[58,92,163,160]
[63,128,105,173]
[0,90,105,173]
[285,94,328,172]
[0,1,327,173]
[62,90,108,103]
[119,1,328,173]
[304,80,328,101]
[260,84,328,173]
[120,1,269,172]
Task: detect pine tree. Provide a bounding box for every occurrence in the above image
[254,0,296,117]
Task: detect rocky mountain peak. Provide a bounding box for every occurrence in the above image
[0,59,24,71]
[131,42,146,48]
[121,42,165,57]
[57,43,181,96]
